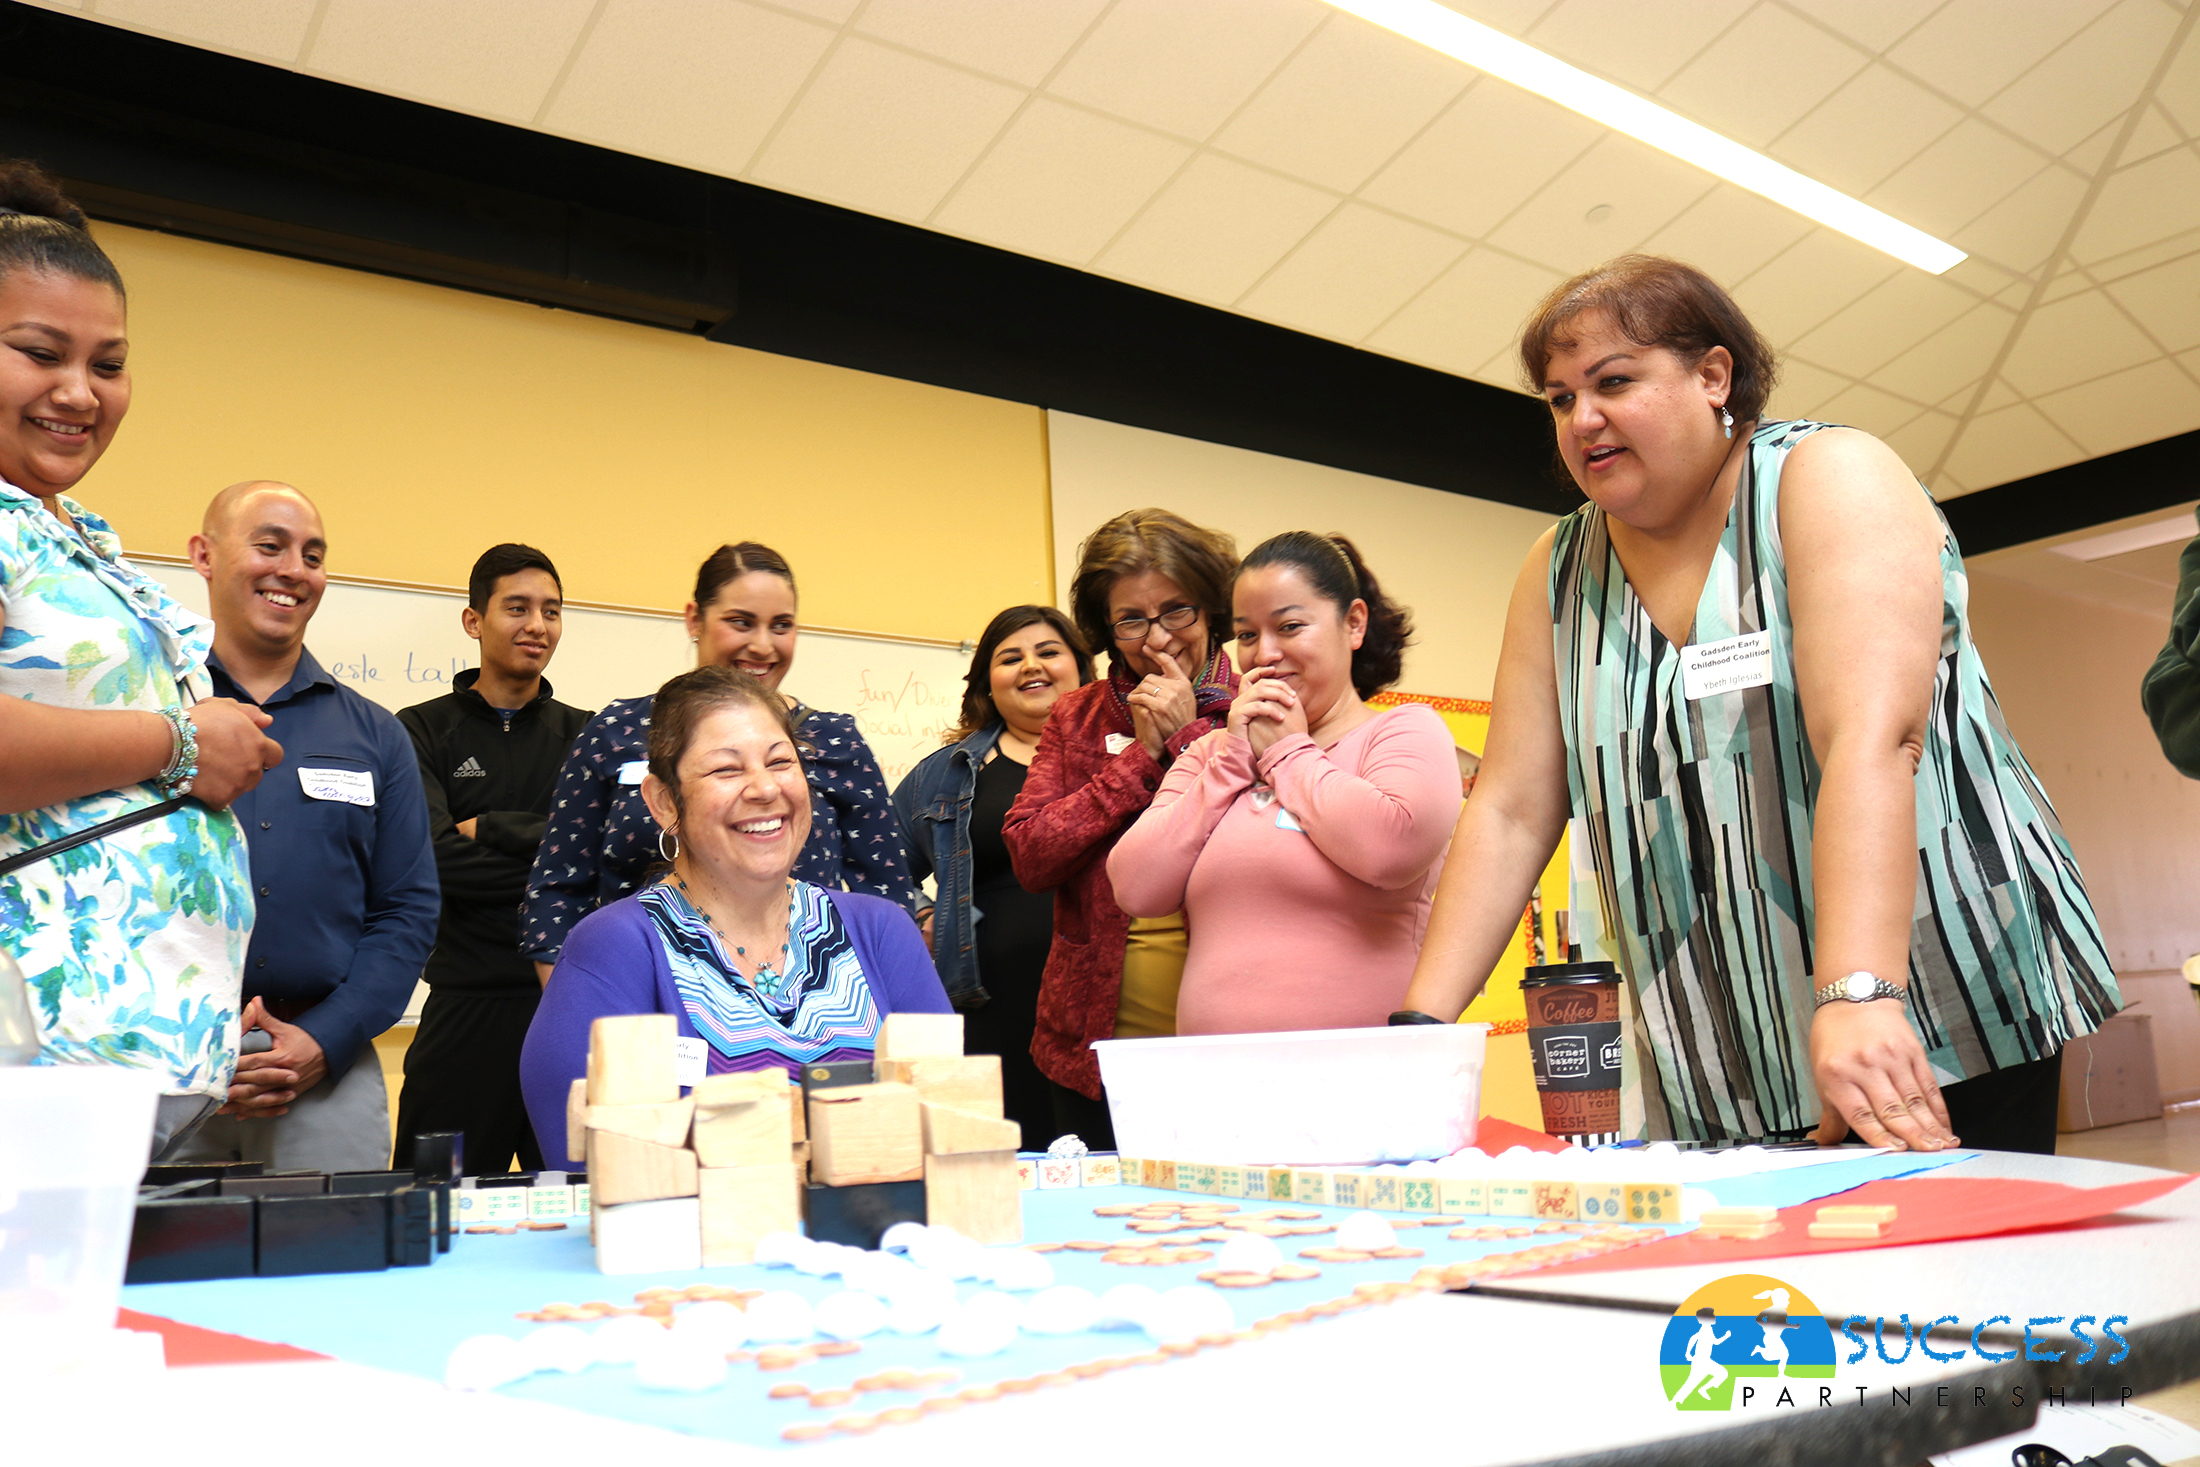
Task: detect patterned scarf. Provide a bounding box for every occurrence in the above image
[1105,644,1237,728]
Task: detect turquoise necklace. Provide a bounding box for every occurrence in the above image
[673,872,792,996]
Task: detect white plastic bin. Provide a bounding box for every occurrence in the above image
[0,1065,160,1374]
[1093,1023,1489,1165]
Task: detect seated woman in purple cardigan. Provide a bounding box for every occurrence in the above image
[520,665,949,1168]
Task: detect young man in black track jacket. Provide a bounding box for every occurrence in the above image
[394,545,591,1172]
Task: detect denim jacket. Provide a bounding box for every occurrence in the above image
[889,724,1002,1010]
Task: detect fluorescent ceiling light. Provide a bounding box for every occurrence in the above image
[1323,0,1967,274]
[2050,514,2196,562]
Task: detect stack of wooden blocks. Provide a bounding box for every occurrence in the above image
[1807,1203,1896,1240]
[1697,1205,1783,1240]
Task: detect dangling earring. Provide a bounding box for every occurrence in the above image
[1720,406,1734,440]
[689,634,699,644]
[659,828,679,862]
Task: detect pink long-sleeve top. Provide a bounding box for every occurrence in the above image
[1106,701,1459,1035]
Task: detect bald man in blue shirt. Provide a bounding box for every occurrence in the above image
[170,481,439,1172]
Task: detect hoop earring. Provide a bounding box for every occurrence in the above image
[1719,406,1735,440]
[659,828,679,862]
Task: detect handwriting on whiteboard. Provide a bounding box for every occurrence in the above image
[851,667,961,784]
[322,651,476,692]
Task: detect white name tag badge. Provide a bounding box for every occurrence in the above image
[617,760,649,786]
[673,1036,707,1087]
[298,767,375,806]
[1275,807,1306,834]
[1681,630,1774,702]
[1103,733,1133,757]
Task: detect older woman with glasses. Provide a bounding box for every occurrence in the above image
[1002,509,1239,1148]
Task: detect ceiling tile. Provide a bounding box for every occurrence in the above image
[2085,226,2200,284]
[2071,147,2200,263]
[750,39,1027,222]
[1973,377,2021,414]
[2120,102,2188,165]
[2039,267,2095,305]
[1931,472,1972,501]
[1949,162,2088,277]
[542,0,834,178]
[2058,115,2123,176]
[1775,0,1935,54]
[1999,288,2165,396]
[1729,229,1901,347]
[1937,256,2026,299]
[2152,17,2200,137]
[1786,270,1980,380]
[1045,0,1328,141]
[1940,400,2089,490]
[1766,357,1853,419]
[1430,0,1554,34]
[1211,13,1469,194]
[1483,133,1714,276]
[1880,408,1960,473]
[1767,63,1963,198]
[854,0,1107,88]
[1864,119,2053,240]
[1095,153,1340,305]
[2032,357,2200,455]
[1980,0,2181,157]
[2104,254,2200,353]
[1362,247,1566,377]
[307,0,597,123]
[1886,0,2116,108]
[1812,380,1926,438]
[1523,0,1753,94]
[1658,4,1868,149]
[93,0,315,61]
[1631,183,1815,286]
[931,98,1192,264]
[1859,298,2017,404]
[1357,80,1604,241]
[1239,203,1467,340]
[765,0,862,20]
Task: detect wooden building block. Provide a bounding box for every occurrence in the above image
[565,1078,588,1164]
[1036,1156,1081,1188]
[586,1014,678,1105]
[699,1163,803,1267]
[1807,1220,1887,1240]
[1700,1206,1778,1228]
[692,1077,794,1169]
[1532,1180,1579,1221]
[1328,1172,1363,1209]
[1578,1182,1626,1223]
[586,1098,695,1149]
[1399,1179,1438,1213]
[925,1150,1022,1245]
[1266,1168,1295,1202]
[921,1102,1020,1156]
[876,1013,964,1061]
[594,1197,700,1275]
[1179,1163,1216,1195]
[586,1128,699,1207]
[1215,1165,1246,1198]
[1290,1169,1330,1207]
[807,1082,923,1186]
[1816,1204,1897,1225]
[1238,1164,1267,1200]
[1081,1154,1122,1188]
[1487,1179,1534,1218]
[874,1056,1003,1117]
[1626,1183,1680,1225]
[1438,1178,1488,1216]
[1361,1174,1401,1212]
[1153,1159,1176,1192]
[1703,1222,1783,1240]
[1014,1158,1037,1190]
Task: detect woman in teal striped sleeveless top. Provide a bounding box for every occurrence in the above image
[1402,256,2119,1154]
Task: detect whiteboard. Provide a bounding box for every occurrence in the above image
[139,560,972,790]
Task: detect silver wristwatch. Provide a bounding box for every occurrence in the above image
[1812,971,1906,1008]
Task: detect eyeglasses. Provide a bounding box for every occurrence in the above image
[1110,605,1201,644]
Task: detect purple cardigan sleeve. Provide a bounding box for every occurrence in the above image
[519,899,671,1171]
[830,890,953,1015]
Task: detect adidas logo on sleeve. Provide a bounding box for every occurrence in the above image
[453,756,487,778]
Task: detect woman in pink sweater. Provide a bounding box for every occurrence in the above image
[1108,533,1459,1034]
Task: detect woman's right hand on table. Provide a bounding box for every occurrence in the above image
[186,698,282,809]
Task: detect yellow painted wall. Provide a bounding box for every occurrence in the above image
[86,224,1054,636]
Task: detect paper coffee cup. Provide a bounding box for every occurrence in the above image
[1520,961,1624,1143]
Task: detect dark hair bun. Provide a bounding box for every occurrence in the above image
[0,159,89,229]
[1237,531,1413,699]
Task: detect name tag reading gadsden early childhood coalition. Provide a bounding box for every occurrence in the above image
[1680,629,1774,702]
[298,766,376,806]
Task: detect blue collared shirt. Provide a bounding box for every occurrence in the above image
[210,648,439,1080]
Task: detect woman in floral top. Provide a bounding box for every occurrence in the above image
[0,161,282,1152]
[522,542,914,970]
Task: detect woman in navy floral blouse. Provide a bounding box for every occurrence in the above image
[521,543,915,972]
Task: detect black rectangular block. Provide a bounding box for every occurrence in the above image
[387,1186,434,1267]
[143,1161,264,1185]
[803,1179,925,1250]
[220,1172,328,1198]
[255,1193,390,1276]
[126,1196,256,1283]
[411,1132,463,1185]
[329,1170,413,1195]
[139,1178,219,1201]
[799,1059,875,1095]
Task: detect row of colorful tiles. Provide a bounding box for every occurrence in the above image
[1113,1156,1688,1227]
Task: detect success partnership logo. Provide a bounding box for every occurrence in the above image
[1657,1273,2133,1412]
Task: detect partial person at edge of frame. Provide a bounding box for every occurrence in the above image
[893,604,1095,1152]
[1397,254,2119,1158]
[522,541,917,980]
[1002,509,1241,1151]
[394,543,593,1174]
[518,666,950,1170]
[0,158,281,1157]
[2140,505,2200,779]
[1109,532,1458,1035]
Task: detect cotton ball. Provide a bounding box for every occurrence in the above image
[633,1332,728,1393]
[984,1248,1055,1293]
[1093,1285,1158,1332]
[957,1290,1024,1326]
[744,1291,816,1343]
[937,1307,1017,1359]
[1643,1141,1682,1163]
[518,1324,595,1375]
[588,1314,668,1367]
[1494,1146,1539,1167]
[794,1241,856,1277]
[1213,1233,1283,1274]
[1679,1186,1719,1223]
[886,1265,956,1309]
[813,1290,890,1341]
[842,1252,915,1301]
[1333,1211,1396,1253]
[1019,1286,1098,1336]
[911,1229,984,1281]
[671,1300,748,1354]
[1046,1134,1089,1159]
[752,1231,809,1268]
[444,1334,527,1391]
[886,1293,954,1336]
[1143,1286,1233,1345]
[880,1221,929,1254]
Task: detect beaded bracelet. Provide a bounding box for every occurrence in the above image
[156,705,198,799]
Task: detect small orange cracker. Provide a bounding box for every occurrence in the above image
[958,1384,1003,1402]
[1423,1215,1464,1226]
[756,1348,804,1370]
[767,1382,812,1399]
[879,1407,925,1426]
[1128,1220,1189,1233]
[781,1424,834,1443]
[1371,1245,1426,1259]
[998,1377,1041,1394]
[463,1225,500,1234]
[1100,1249,1149,1265]
[832,1415,881,1435]
[1300,1246,1373,1262]
[1092,1203,1141,1217]
[921,1395,964,1414]
[1023,1242,1066,1253]
[1062,1240,1115,1251]
[1210,1271,1271,1288]
[1269,1263,1321,1280]
[1198,1230,1231,1242]
[1272,1209,1321,1220]
[813,1340,863,1357]
[1173,1248,1214,1263]
[809,1389,857,1409]
[1280,1223,1334,1236]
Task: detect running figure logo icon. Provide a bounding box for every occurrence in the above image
[1660,1273,1837,1410]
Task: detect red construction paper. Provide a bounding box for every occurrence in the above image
[1532,1173,2196,1276]
[1470,1117,1567,1155]
[116,1306,330,1367]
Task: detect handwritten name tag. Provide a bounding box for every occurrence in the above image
[1681,630,1774,702]
[618,760,648,785]
[299,767,375,806]
[673,1036,707,1087]
[1103,733,1133,756]
[1276,807,1306,834]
